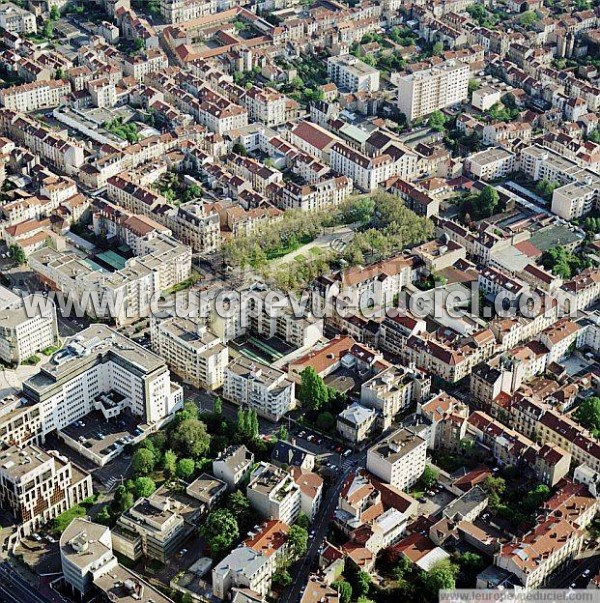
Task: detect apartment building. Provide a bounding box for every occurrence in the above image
[327,55,380,93]
[0,394,44,447]
[61,519,118,597]
[212,520,289,600]
[223,356,295,422]
[397,61,469,121]
[519,144,600,220]
[366,428,427,490]
[0,2,36,34]
[291,467,323,521]
[247,462,302,525]
[465,148,517,181]
[360,365,431,429]
[330,141,417,192]
[0,110,85,175]
[495,517,582,588]
[242,86,286,127]
[22,325,183,440]
[160,0,217,23]
[0,445,93,537]
[150,317,228,390]
[112,478,222,562]
[122,49,169,81]
[0,80,71,113]
[168,201,221,253]
[61,519,172,603]
[0,288,59,365]
[337,402,377,445]
[28,231,191,324]
[213,445,255,490]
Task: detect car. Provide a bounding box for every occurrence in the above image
[584,569,591,577]
[309,530,315,537]
[343,449,352,457]
[570,583,576,589]
[32,534,42,542]
[179,548,188,556]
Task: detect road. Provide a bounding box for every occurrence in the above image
[269,226,356,268]
[279,452,364,603]
[0,563,50,603]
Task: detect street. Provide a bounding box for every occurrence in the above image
[279,452,366,603]
[0,563,51,603]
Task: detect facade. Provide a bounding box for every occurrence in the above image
[223,356,295,422]
[150,317,228,390]
[0,80,71,113]
[366,428,427,490]
[213,445,255,489]
[0,445,93,536]
[21,325,183,445]
[397,61,469,120]
[0,289,59,364]
[327,55,380,93]
[247,462,302,525]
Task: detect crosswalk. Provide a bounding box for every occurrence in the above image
[341,458,355,471]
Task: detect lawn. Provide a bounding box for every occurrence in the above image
[266,234,313,261]
[50,495,99,535]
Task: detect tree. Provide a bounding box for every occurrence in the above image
[273,567,292,587]
[163,449,177,478]
[432,42,444,55]
[132,448,156,476]
[316,411,335,432]
[50,5,60,19]
[96,506,112,525]
[113,485,134,512]
[10,245,25,265]
[477,186,500,218]
[421,466,439,490]
[299,367,329,411]
[428,110,446,132]
[200,509,239,558]
[134,476,156,498]
[422,561,458,594]
[232,143,248,156]
[214,397,222,415]
[171,418,211,458]
[483,475,506,510]
[134,38,145,51]
[522,484,551,512]
[355,571,372,597]
[333,581,352,603]
[296,513,311,530]
[276,425,289,441]
[43,20,54,39]
[176,458,196,480]
[575,397,600,436]
[393,556,413,581]
[288,525,308,559]
[519,10,538,28]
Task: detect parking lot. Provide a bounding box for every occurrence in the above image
[418,487,456,517]
[59,409,144,467]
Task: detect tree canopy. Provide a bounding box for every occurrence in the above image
[200,509,240,558]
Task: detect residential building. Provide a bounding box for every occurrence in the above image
[0,445,93,537]
[366,428,427,490]
[0,2,36,34]
[150,316,228,390]
[212,445,254,490]
[212,520,289,600]
[327,55,380,93]
[0,288,59,365]
[337,403,378,445]
[0,80,71,113]
[397,61,469,121]
[247,462,302,525]
[223,356,295,422]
